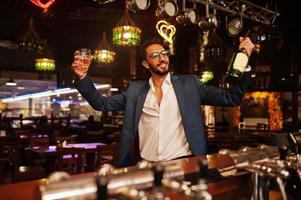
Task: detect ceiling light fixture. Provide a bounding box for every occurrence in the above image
[112,4,141,46]
[176,0,198,25]
[35,58,56,71]
[127,0,150,12]
[94,32,116,63]
[227,15,243,37]
[226,4,246,37]
[197,5,219,31]
[19,18,45,56]
[155,0,179,18]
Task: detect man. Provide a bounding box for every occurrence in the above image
[72,37,255,167]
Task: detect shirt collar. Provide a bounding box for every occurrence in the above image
[149,73,171,90]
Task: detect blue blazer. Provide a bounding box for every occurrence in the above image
[76,73,251,167]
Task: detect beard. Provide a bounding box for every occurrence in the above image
[148,61,169,76]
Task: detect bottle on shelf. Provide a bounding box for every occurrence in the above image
[225,32,250,84]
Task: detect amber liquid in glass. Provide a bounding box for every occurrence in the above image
[81,58,90,68]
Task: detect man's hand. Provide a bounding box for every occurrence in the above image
[239,37,255,57]
[71,51,93,80]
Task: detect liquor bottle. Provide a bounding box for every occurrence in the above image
[225,47,249,84]
[193,160,212,200]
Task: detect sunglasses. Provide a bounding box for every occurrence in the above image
[149,50,170,60]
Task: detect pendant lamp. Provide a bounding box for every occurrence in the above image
[19,18,45,57]
[112,7,141,46]
[94,32,116,63]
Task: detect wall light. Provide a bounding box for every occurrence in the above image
[155,0,179,18]
[126,0,150,12]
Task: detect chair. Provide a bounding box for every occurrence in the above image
[95,143,118,169]
[5,145,46,182]
[0,157,7,182]
[56,147,84,174]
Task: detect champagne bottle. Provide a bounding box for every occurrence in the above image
[225,48,249,84]
[225,33,250,84]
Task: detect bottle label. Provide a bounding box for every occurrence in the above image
[233,52,248,72]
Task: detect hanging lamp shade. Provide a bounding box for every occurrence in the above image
[19,18,56,71]
[19,18,45,57]
[94,32,116,63]
[35,58,55,71]
[112,8,141,46]
[35,40,56,71]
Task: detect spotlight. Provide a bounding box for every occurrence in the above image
[227,16,243,37]
[176,8,198,25]
[156,0,178,18]
[197,6,219,31]
[198,14,219,30]
[126,0,150,12]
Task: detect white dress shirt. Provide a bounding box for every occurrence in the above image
[138,73,191,162]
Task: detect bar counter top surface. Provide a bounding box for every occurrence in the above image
[0,153,255,200]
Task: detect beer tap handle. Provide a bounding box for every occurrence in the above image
[279,145,288,161]
[287,133,299,154]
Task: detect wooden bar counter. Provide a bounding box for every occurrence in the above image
[0,153,257,200]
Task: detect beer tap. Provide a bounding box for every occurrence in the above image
[287,133,300,156]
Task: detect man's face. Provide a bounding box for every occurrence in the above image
[142,44,170,76]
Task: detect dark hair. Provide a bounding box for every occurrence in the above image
[139,37,165,60]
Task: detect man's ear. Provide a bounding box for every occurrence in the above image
[142,60,149,69]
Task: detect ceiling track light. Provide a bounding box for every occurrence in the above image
[227,15,243,37]
[191,0,279,25]
[155,0,179,18]
[176,0,198,25]
[176,9,198,25]
[197,5,219,31]
[126,0,150,12]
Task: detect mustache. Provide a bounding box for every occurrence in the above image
[156,61,168,67]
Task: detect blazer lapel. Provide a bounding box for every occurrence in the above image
[171,75,186,121]
[134,82,149,133]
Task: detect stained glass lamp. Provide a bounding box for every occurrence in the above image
[112,8,141,46]
[94,32,116,63]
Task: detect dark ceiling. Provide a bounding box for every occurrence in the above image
[0,0,301,84]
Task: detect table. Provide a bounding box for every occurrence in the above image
[29,142,105,174]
